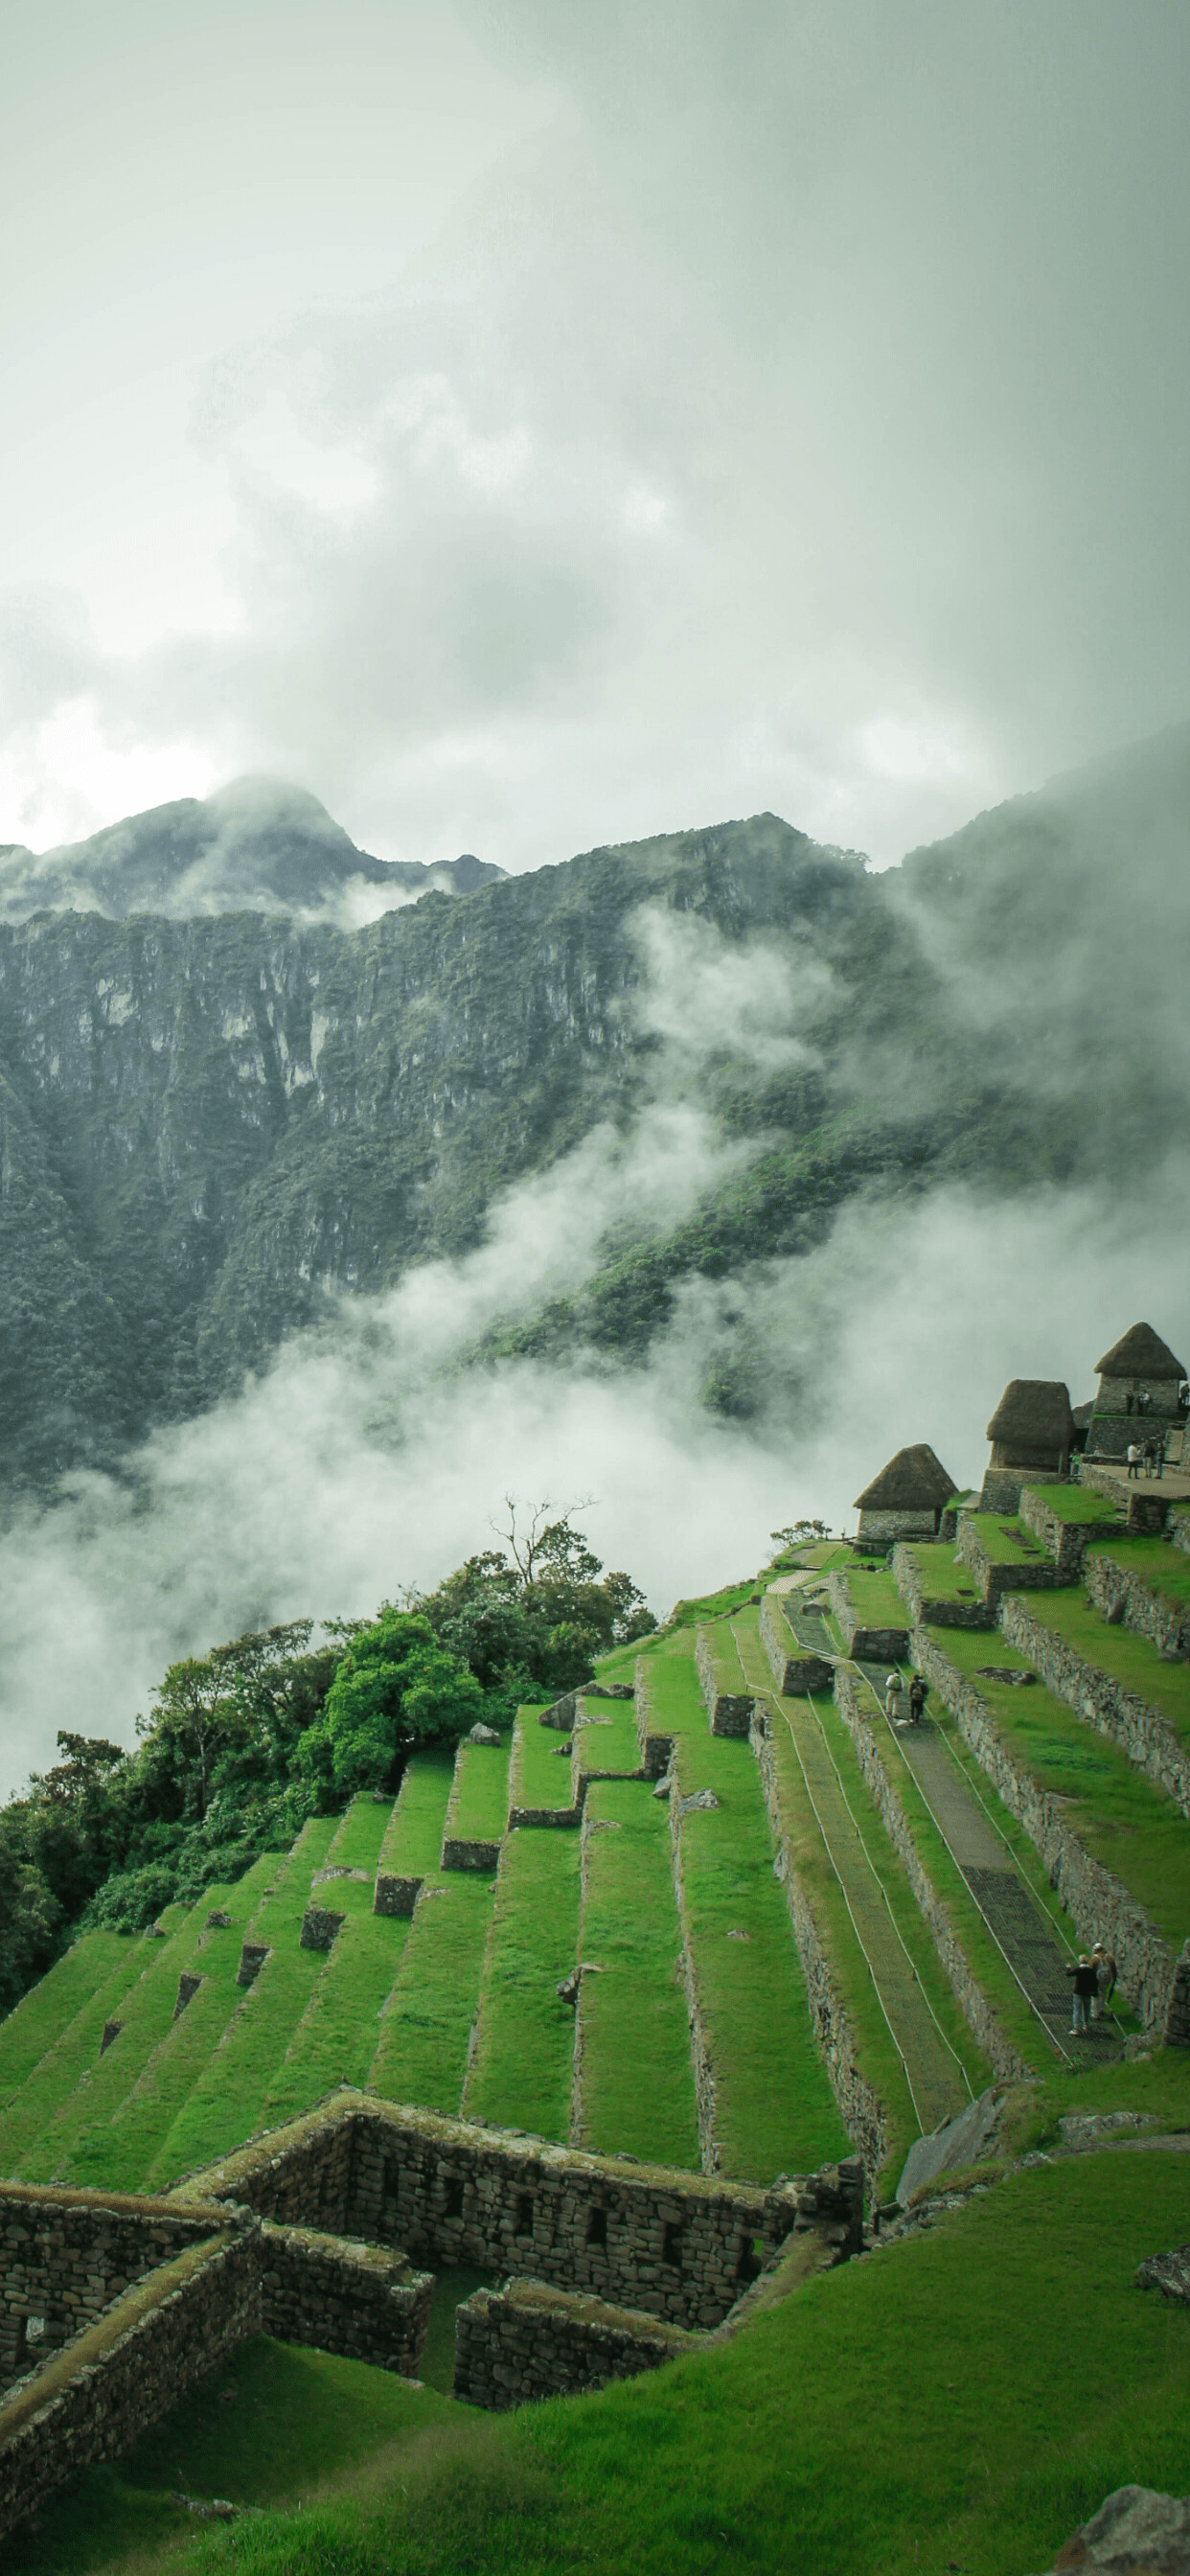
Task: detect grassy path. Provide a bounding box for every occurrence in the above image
[643,1631,849,2182]
[464,1826,582,2140]
[0,1932,149,2109]
[573,1779,700,2169]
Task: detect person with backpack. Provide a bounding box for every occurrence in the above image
[1065,1955,1099,2035]
[908,1673,927,1723]
[883,1672,901,1722]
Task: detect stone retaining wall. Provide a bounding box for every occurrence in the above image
[890,1543,994,1630]
[373,1874,423,1917]
[1017,1488,1115,1577]
[910,1627,1182,2037]
[748,1712,887,2184]
[633,1660,675,1779]
[825,1571,908,1661]
[997,1595,1190,1819]
[694,1631,755,1737]
[454,2277,692,2408]
[1083,1549,1190,1658]
[758,1594,833,1693]
[956,1519,1068,1607]
[441,1835,502,1871]
[1078,1462,1171,1532]
[831,1668,1031,2082]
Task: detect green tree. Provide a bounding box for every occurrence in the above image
[418,1504,655,1714]
[298,1610,482,1798]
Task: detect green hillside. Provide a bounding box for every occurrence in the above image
[3,1478,1190,2576]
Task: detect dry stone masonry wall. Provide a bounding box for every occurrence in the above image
[826,1572,909,1662]
[454,2278,693,2408]
[831,1668,1031,2083]
[1083,1548,1190,1659]
[891,1543,994,1631]
[997,1595,1190,1819]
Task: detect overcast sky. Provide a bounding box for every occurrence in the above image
[2,0,1188,869]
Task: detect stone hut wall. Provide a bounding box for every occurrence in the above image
[0,2186,219,2385]
[0,2209,433,2542]
[910,1627,1181,2038]
[193,2097,861,2333]
[0,2230,259,2542]
[454,2278,692,2409]
[997,1596,1190,1820]
[855,1509,938,1546]
[831,1668,1031,2083]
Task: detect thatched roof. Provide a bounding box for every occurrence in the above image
[1094,1322,1185,1380]
[985,1381,1074,1447]
[855,1444,958,1511]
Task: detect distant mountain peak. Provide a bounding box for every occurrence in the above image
[0,781,505,927]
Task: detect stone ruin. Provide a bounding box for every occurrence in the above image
[0,2091,862,2540]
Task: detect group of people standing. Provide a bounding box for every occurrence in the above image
[1064,1943,1117,2033]
[1126,1434,1167,1479]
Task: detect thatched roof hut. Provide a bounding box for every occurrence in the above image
[985,1381,1075,1455]
[854,1446,958,1513]
[1094,1322,1185,1382]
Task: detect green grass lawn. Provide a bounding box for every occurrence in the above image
[42,2149,1190,2576]
[367,1872,494,2116]
[255,1800,407,2130]
[141,1816,342,2185]
[962,1513,1051,1564]
[663,1577,760,1631]
[446,1738,512,1844]
[464,1826,582,2139]
[895,1542,990,1607]
[645,1631,849,2182]
[15,2333,457,2575]
[64,1855,284,2192]
[13,1890,259,2186]
[0,1931,144,2105]
[0,1927,179,2175]
[1026,1484,1125,1527]
[510,1707,580,1813]
[1086,1529,1190,1606]
[573,1699,641,1777]
[927,1626,1190,1950]
[574,1778,700,2169]
[837,1566,909,1629]
[378,1749,457,1874]
[1021,1585,1190,1750]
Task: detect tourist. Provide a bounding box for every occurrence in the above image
[1091,1943,1118,2017]
[1143,1439,1156,1479]
[1127,1441,1143,1480]
[883,1672,901,1722]
[1065,1955,1099,2035]
[908,1673,927,1723]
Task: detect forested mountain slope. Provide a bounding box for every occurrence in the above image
[0,725,1185,1487]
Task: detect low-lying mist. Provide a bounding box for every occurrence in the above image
[8,1142,1185,1800]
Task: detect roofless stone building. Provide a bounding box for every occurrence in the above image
[1084,1322,1187,1460]
[854,1445,957,1546]
[979,1380,1074,1511]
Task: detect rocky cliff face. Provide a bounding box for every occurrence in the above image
[0,726,1185,1489]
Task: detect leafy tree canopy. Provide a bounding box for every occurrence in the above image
[416,1501,656,1715]
[297,1610,482,1797]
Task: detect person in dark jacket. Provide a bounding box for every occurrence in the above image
[1065,1955,1099,2035]
[908,1673,927,1723]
